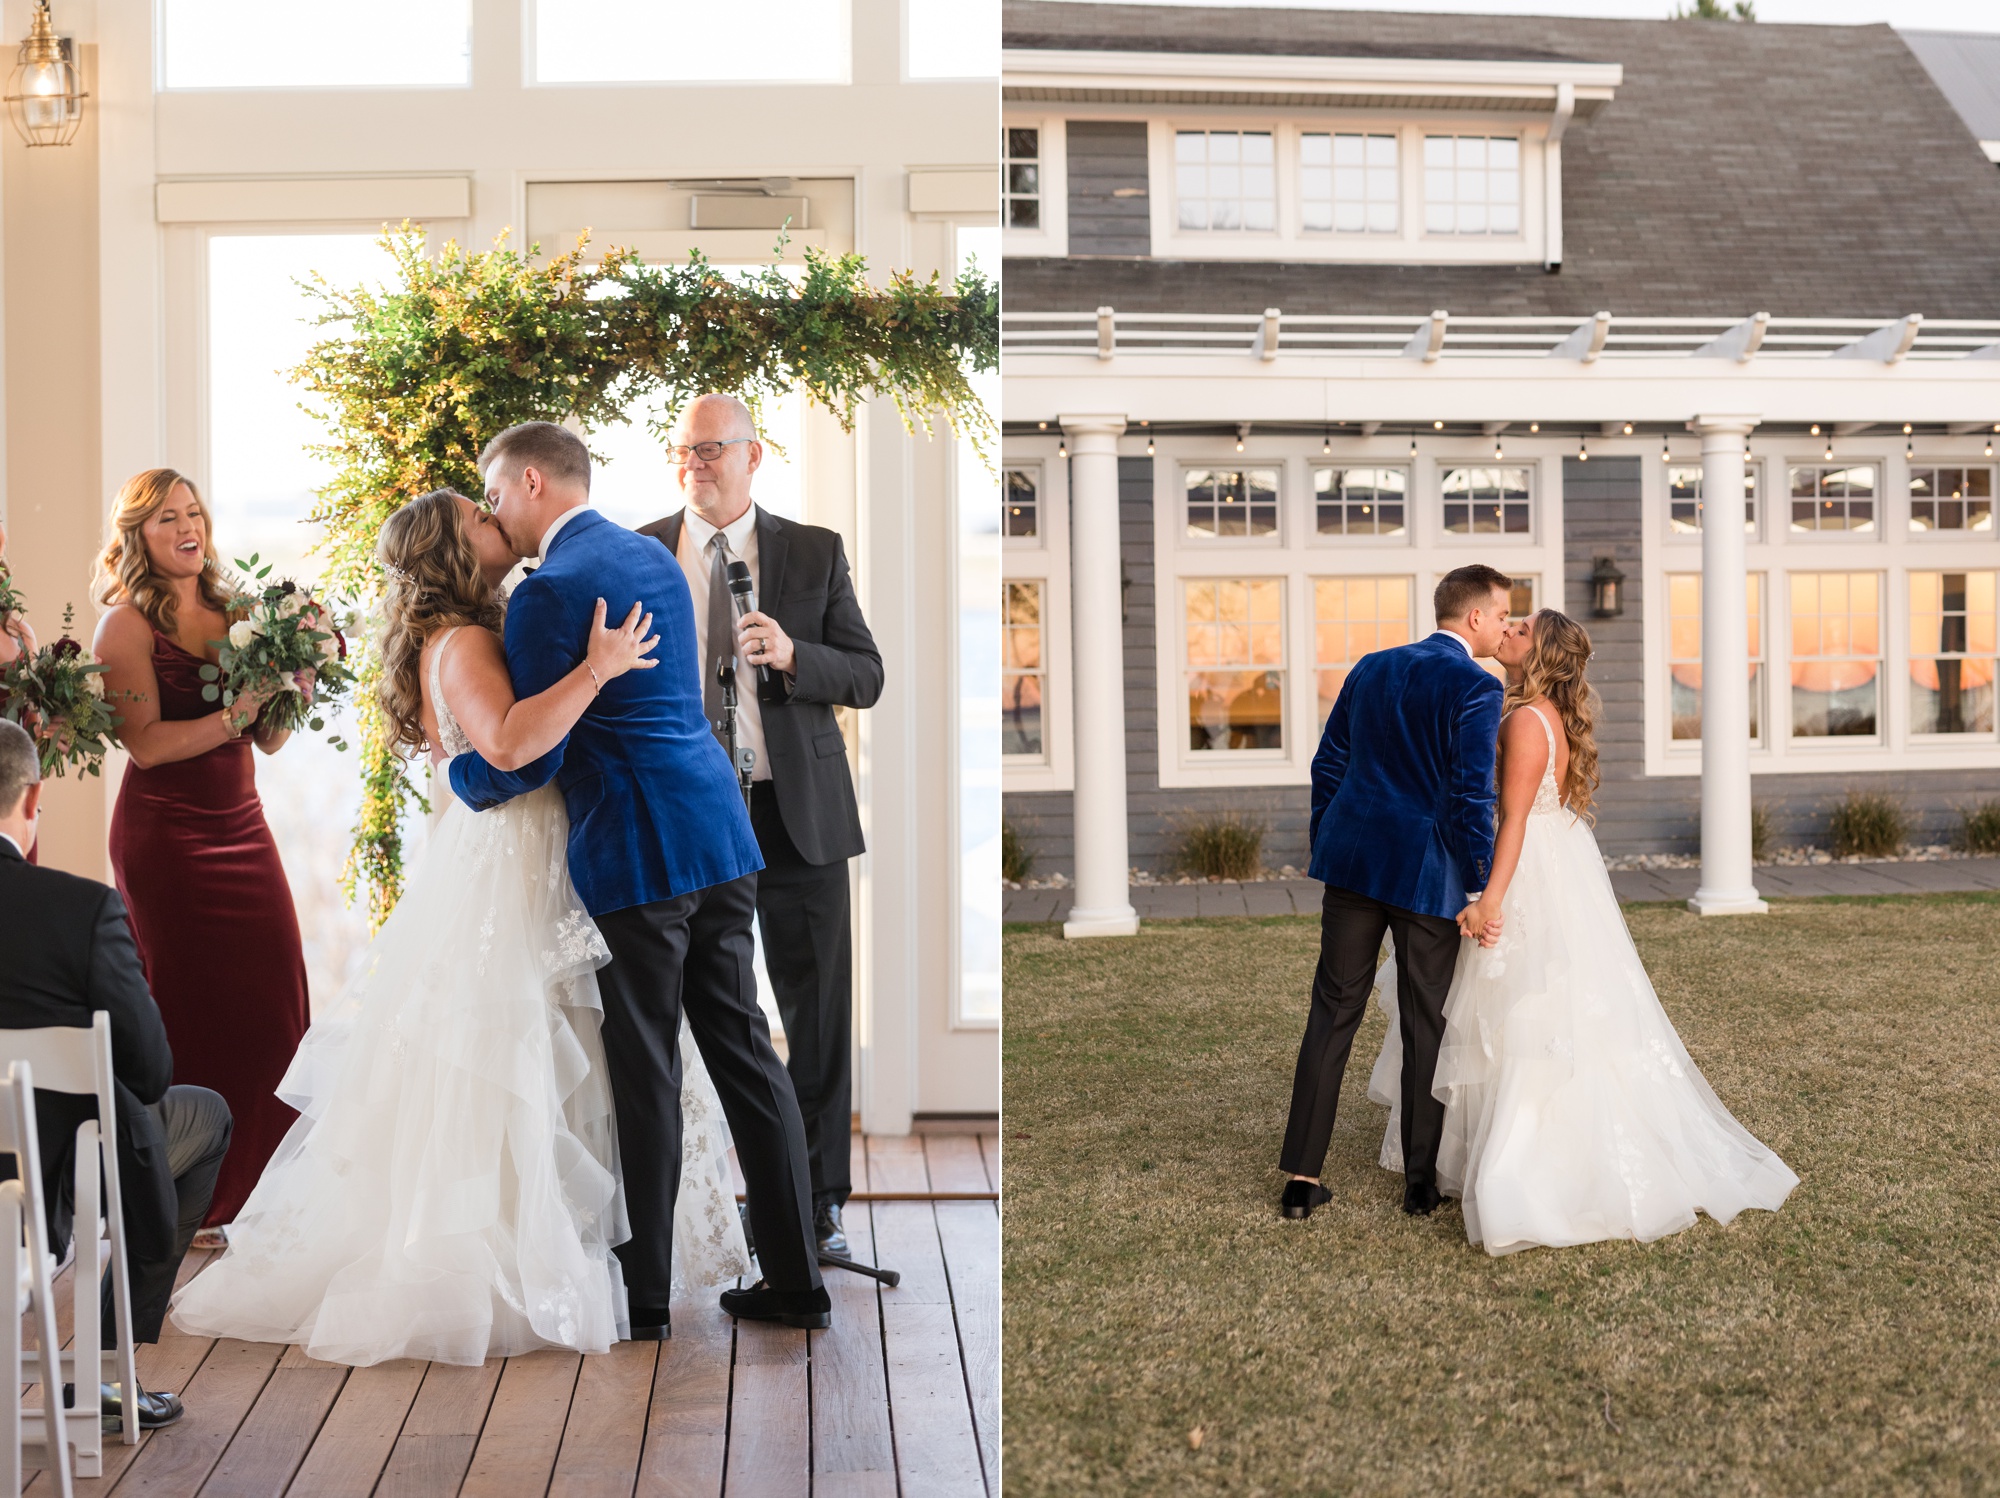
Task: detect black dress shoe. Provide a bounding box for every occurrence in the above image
[97,1381,183,1431]
[720,1281,832,1329]
[1280,1180,1334,1220]
[815,1202,849,1257]
[628,1306,672,1341]
[1403,1180,1442,1217]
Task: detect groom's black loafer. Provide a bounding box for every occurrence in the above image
[1402,1181,1443,1217]
[628,1306,672,1341]
[68,1381,183,1432]
[720,1281,832,1329]
[1280,1180,1333,1220]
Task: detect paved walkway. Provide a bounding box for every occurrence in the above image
[1004,857,2000,924]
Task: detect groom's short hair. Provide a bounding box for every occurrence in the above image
[481,421,592,494]
[0,720,37,815]
[1434,564,1513,622]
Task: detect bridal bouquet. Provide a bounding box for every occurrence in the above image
[0,605,123,778]
[205,556,356,745]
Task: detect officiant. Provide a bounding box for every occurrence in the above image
[642,393,883,1258]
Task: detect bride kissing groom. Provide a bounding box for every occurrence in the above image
[1279,564,1796,1256]
[173,419,829,1364]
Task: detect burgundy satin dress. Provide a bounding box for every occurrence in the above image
[108,628,309,1226]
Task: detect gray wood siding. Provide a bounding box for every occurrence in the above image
[1003,455,2000,881]
[1065,122,1151,258]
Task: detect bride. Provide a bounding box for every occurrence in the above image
[171,487,749,1365]
[1369,608,1797,1255]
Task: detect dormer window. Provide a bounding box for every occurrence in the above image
[1175,131,1276,232]
[1422,135,1521,236]
[1302,133,1399,234]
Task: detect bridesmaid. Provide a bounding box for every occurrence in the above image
[0,521,37,864]
[92,469,310,1233]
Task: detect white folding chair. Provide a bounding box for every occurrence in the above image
[0,1015,143,1475]
[0,1062,74,1498]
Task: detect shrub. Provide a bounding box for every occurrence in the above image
[1749,802,1772,864]
[1826,791,1907,859]
[1955,800,2000,855]
[1001,819,1035,883]
[1175,814,1266,882]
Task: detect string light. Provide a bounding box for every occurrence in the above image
[1493,438,1504,460]
[1902,423,1913,435]
[1235,436,1245,453]
[1906,436,1915,460]
[1433,419,1444,430]
[1145,436,1155,456]
[1621,421,1633,435]
[1578,435,1589,462]
[1057,437,1068,458]
[1986,437,1994,457]
[1529,422,1540,433]
[1322,430,1332,455]
[1038,420,1048,430]
[1809,423,1821,436]
[1662,435,1671,463]
[1823,438,1834,461]
[1410,432,1419,459]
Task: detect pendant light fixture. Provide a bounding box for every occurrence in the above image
[1578,434,1589,462]
[4,2,86,148]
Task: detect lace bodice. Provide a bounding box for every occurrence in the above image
[1521,704,1565,817]
[428,627,474,757]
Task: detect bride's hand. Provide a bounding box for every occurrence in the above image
[1459,897,1502,946]
[585,599,660,685]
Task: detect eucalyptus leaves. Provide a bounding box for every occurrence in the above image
[200,555,357,747]
[294,225,997,923]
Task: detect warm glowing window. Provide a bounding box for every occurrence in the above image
[1665,573,1764,743]
[1003,581,1045,757]
[1004,467,1038,540]
[1908,468,1994,534]
[1788,465,1876,533]
[1909,571,1997,736]
[1313,577,1411,722]
[1666,464,1758,533]
[1186,579,1284,752]
[1186,468,1279,539]
[1790,572,1880,738]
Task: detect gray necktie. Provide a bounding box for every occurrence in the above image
[703,532,735,746]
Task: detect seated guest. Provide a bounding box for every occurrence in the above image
[0,719,231,1431]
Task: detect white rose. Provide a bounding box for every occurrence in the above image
[227,620,256,649]
[249,615,269,637]
[278,593,303,618]
[86,672,105,698]
[317,634,340,662]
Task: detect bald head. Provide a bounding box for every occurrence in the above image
[672,392,764,528]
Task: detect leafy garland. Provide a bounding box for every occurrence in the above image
[294,225,997,925]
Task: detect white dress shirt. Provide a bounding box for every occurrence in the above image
[1430,627,1475,658]
[534,503,590,559]
[676,503,771,783]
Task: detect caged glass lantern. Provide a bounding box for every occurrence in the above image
[5,2,86,149]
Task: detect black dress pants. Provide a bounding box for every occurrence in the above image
[1279,883,1463,1187]
[749,781,852,1211]
[110,1085,232,1347]
[594,874,822,1303]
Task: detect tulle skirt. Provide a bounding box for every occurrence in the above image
[1369,808,1797,1256]
[169,783,749,1365]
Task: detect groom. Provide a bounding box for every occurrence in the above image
[450,420,829,1334]
[1278,564,1511,1221]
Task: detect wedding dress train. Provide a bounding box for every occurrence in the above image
[1369,709,1797,1256]
[170,628,749,1365]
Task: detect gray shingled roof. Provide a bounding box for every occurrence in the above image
[1902,29,2000,145]
[1003,3,2000,319]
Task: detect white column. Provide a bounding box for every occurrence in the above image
[1688,415,1768,916]
[1060,415,1139,939]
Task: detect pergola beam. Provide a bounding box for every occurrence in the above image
[1831,313,1922,363]
[1691,311,1768,362]
[1402,310,1448,362]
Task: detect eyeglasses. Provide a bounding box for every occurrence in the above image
[668,438,755,463]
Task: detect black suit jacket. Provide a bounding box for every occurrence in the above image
[637,508,883,866]
[0,840,181,1261]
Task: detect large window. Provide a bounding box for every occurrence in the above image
[533,0,848,84]
[1666,573,1764,742]
[1667,464,1758,534]
[1187,579,1284,751]
[1422,135,1520,235]
[1175,132,1276,233]
[1790,572,1881,738]
[1910,572,1997,736]
[1301,133,1398,234]
[908,0,998,79]
[1440,466,1532,536]
[1314,466,1406,536]
[1004,466,1039,538]
[1186,467,1279,539]
[1003,582,1045,756]
[1789,465,1876,533]
[1314,577,1411,721]
[1004,128,1042,230]
[1909,467,1995,534]
[161,0,470,88]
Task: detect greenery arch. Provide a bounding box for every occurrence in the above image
[292,226,998,925]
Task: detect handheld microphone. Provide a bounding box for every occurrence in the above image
[724,559,771,687]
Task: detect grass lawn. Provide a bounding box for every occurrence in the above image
[1002,894,2000,1496]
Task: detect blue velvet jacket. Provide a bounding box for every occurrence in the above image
[1308,632,1504,922]
[448,507,763,916]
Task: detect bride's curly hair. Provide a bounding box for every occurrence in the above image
[1507,609,1602,822]
[375,489,506,755]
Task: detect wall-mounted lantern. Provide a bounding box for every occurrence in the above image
[1589,556,1627,619]
[5,3,87,149]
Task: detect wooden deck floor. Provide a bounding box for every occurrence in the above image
[23,1131,997,1498]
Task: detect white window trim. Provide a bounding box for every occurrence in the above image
[1905,460,1999,543]
[1145,113,1547,265]
[1001,114,1067,258]
[1001,445,1074,793]
[1641,438,2000,776]
[1154,439,1564,789]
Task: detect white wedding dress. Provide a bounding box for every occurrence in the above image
[1369,707,1797,1256]
[170,627,749,1365]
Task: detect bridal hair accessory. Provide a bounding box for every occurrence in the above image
[382,560,416,585]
